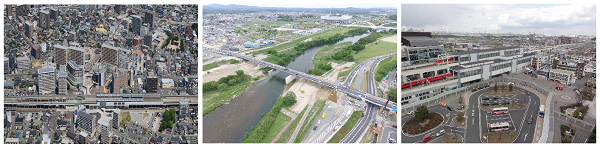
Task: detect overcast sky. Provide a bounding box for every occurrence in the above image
[402,4,596,36]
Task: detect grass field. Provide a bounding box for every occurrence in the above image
[354,40,397,63]
[312,41,353,65]
[360,71,369,92]
[275,105,309,143]
[120,112,131,126]
[143,113,149,118]
[259,112,292,143]
[294,100,327,143]
[328,111,364,143]
[374,56,394,81]
[252,27,352,55]
[350,73,358,90]
[203,82,254,116]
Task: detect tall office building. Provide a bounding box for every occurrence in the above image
[31,44,40,59]
[114,5,124,14]
[144,11,154,29]
[77,112,94,134]
[4,57,10,74]
[38,64,56,95]
[49,8,58,20]
[39,10,50,30]
[24,21,33,38]
[16,5,29,17]
[69,46,85,65]
[58,69,68,95]
[67,60,84,86]
[6,5,13,16]
[144,34,152,47]
[54,45,68,66]
[145,77,158,93]
[16,56,29,72]
[132,15,142,35]
[101,43,120,66]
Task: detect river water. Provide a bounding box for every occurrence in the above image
[203,32,371,143]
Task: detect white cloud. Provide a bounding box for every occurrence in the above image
[497,4,595,28]
[487,17,492,21]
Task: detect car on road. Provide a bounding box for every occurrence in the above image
[439,102,447,107]
[420,135,431,143]
[526,91,530,95]
[556,86,563,90]
[446,105,454,111]
[313,126,318,130]
[408,110,415,115]
[528,116,533,124]
[436,129,445,136]
[388,138,396,143]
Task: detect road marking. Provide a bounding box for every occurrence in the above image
[524,133,528,141]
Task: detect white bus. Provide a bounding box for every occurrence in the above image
[488,122,510,132]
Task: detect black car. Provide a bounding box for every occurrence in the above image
[472,89,477,92]
[501,101,510,105]
[482,97,490,100]
[493,97,500,100]
[491,102,498,106]
[446,105,454,111]
[481,103,489,106]
[313,126,318,130]
[528,116,533,124]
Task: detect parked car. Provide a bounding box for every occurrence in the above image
[408,110,415,115]
[491,102,498,106]
[436,129,445,136]
[420,135,431,143]
[472,89,477,92]
[439,102,447,107]
[388,138,397,143]
[493,97,500,100]
[481,103,489,106]
[482,97,489,100]
[313,126,318,130]
[556,86,564,90]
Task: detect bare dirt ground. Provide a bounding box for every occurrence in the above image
[381,35,397,43]
[202,61,259,83]
[325,62,355,82]
[286,78,319,114]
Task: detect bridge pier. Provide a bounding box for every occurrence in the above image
[285,75,296,84]
[254,64,266,70]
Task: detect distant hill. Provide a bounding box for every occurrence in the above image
[203,4,396,14]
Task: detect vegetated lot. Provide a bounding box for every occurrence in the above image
[483,130,518,143]
[561,125,576,143]
[295,99,327,143]
[245,21,302,26]
[359,71,369,92]
[252,27,352,55]
[338,64,356,81]
[242,92,297,143]
[441,133,463,143]
[312,41,353,65]
[120,112,131,126]
[275,105,309,143]
[374,56,397,81]
[203,59,239,71]
[259,112,292,143]
[202,82,253,116]
[327,111,364,143]
[560,103,589,120]
[451,116,466,128]
[353,40,397,63]
[401,112,443,135]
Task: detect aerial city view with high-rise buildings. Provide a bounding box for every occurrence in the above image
[4,4,199,144]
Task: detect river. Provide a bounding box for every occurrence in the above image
[203,31,371,143]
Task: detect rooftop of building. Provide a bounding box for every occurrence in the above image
[551,69,575,75]
[449,46,521,56]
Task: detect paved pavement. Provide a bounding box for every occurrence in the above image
[400,104,465,143]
